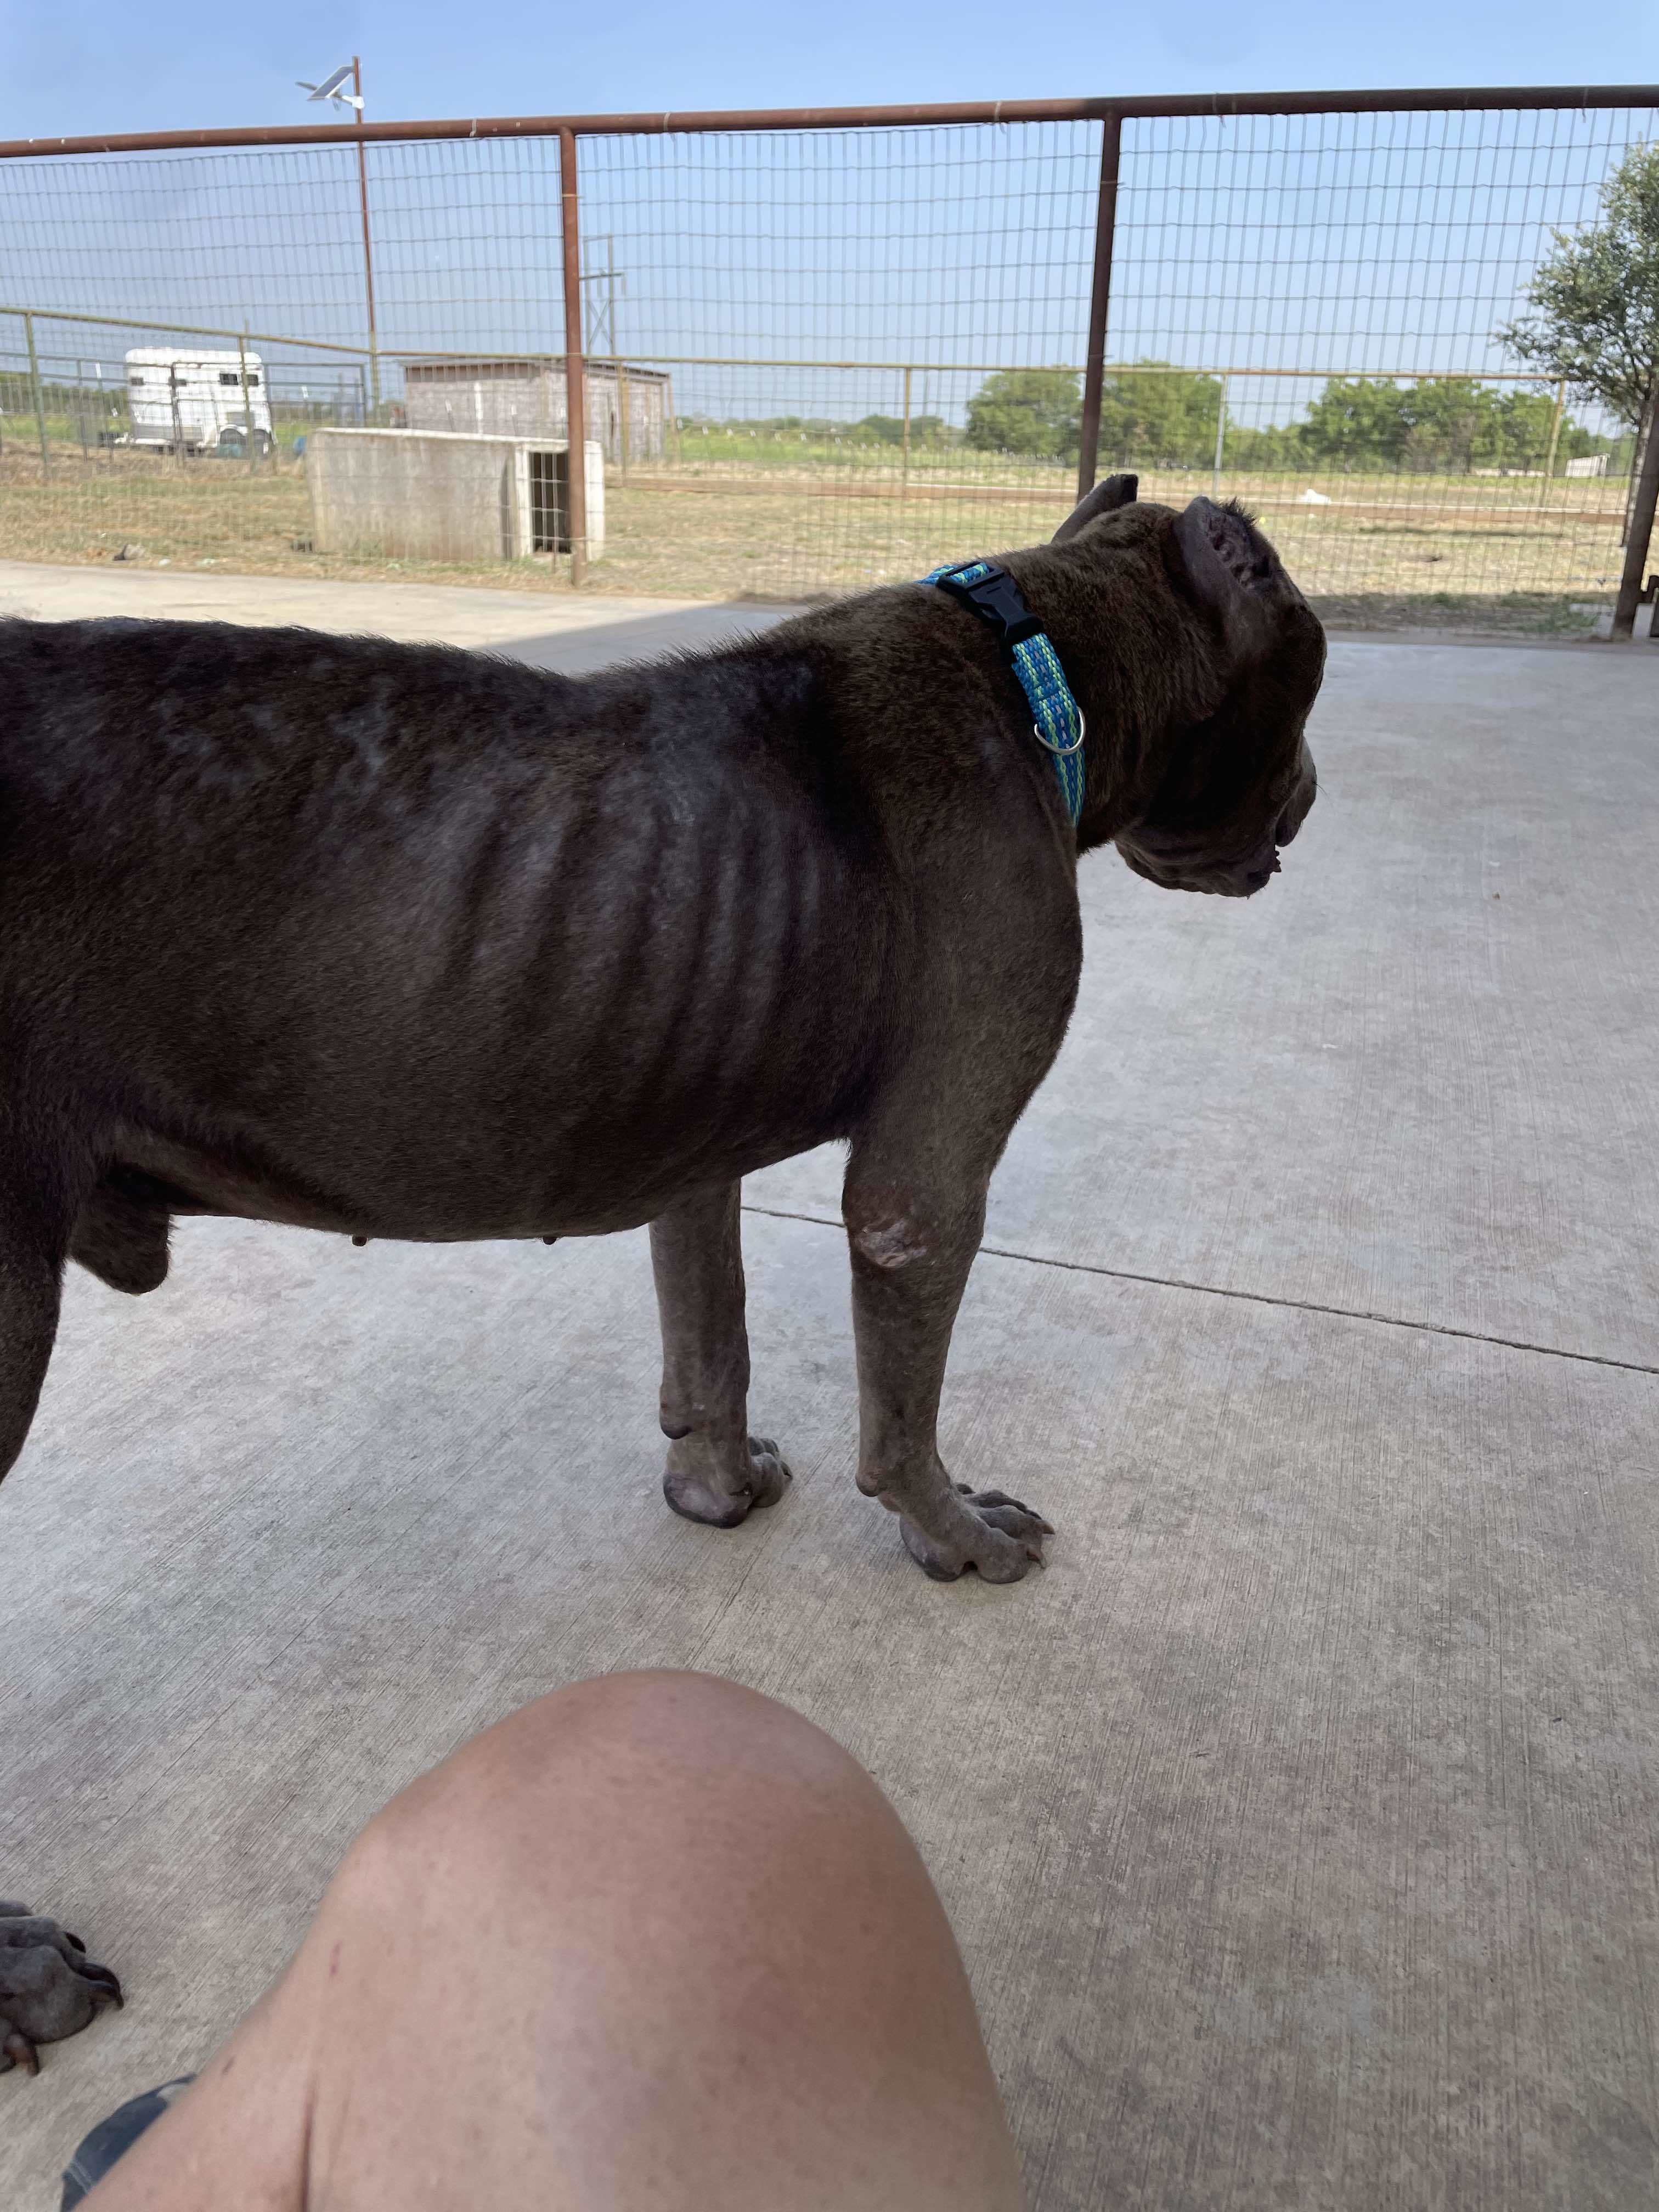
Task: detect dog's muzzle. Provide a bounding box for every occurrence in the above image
[1120,760,1317,900]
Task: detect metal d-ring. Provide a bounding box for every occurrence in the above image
[1033,708,1086,758]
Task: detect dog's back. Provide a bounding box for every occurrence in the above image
[0,616,892,1239]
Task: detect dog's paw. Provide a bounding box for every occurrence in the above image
[663,1435,792,1529]
[0,1904,123,2076]
[900,1485,1054,1584]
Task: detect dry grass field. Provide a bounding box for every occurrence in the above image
[0,437,1635,633]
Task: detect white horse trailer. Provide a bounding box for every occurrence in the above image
[123,349,273,453]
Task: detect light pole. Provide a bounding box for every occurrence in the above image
[298,59,380,416]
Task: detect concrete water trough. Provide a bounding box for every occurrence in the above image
[305,427,606,564]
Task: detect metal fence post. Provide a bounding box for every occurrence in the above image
[1539,377,1566,504]
[23,309,49,477]
[559,125,590,584]
[901,364,912,487]
[1610,378,1659,641]
[1075,109,1121,503]
[238,327,256,477]
[1211,373,1228,499]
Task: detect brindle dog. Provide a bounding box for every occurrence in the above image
[1,478,1321,2064]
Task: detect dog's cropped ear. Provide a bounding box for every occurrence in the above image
[1052,473,1138,544]
[1171,496,1304,667]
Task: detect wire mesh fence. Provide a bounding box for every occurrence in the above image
[0,93,1655,627]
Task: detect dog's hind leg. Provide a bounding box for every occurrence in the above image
[650,1178,791,1528]
[843,1130,1053,1584]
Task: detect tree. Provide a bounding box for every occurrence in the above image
[1495,140,1659,429]
[1401,381,1498,472]
[965,370,1080,460]
[1401,382,1564,472]
[1293,379,1583,473]
[1222,420,1306,472]
[1094,363,1224,467]
[1476,386,1571,471]
[1299,379,1412,467]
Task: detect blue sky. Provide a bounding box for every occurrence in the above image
[5,0,1657,143]
[3,4,1653,443]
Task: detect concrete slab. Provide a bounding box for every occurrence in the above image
[2,597,1659,2209]
[0,557,715,652]
[0,554,800,683]
[4,1218,1658,2211]
[501,599,798,673]
[752,641,1659,1369]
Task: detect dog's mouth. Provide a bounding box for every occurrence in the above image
[1119,836,1282,899]
[1121,773,1314,899]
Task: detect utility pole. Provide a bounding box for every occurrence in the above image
[353,58,381,417]
[300,60,380,416]
[580,236,623,356]
[558,128,589,585]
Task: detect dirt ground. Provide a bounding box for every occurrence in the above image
[0,442,1633,631]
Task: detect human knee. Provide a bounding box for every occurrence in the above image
[460,1670,852,1790]
[350,1672,883,1900]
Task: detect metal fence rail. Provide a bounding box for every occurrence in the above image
[0,87,1655,630]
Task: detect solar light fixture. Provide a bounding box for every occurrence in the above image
[297,64,363,112]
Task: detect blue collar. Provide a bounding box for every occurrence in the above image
[921,560,1086,828]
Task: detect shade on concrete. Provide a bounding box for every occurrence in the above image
[2,577,1658,2212]
[0,557,710,650]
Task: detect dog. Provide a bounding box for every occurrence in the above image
[1,476,1321,2064]
[0,474,1321,1574]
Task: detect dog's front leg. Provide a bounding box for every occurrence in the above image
[844,1157,1053,1583]
[0,1144,74,1494]
[650,1178,792,1529]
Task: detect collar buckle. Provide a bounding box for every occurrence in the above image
[929,561,1046,649]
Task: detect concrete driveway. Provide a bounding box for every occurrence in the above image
[2,563,1658,2210]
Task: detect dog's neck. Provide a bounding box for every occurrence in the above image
[998,524,1226,857]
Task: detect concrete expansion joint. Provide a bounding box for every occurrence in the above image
[741,1205,1659,1380]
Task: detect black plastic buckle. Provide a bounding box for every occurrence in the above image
[932,562,1046,650]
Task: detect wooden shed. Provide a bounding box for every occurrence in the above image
[400,360,672,465]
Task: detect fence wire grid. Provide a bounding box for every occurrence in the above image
[1,96,1655,628]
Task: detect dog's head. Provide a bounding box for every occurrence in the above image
[1054,477,1323,897]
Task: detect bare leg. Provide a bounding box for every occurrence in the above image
[844,1145,1052,1583]
[650,1178,789,1527]
[84,1674,1024,2211]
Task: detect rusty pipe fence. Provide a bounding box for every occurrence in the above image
[0,88,1656,630]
